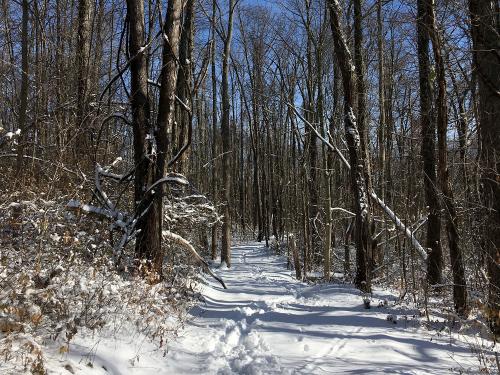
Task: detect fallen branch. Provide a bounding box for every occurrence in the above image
[376,214,427,246]
[370,192,428,260]
[162,230,227,289]
[287,103,350,168]
[331,207,356,217]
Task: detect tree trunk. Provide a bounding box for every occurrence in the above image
[175,0,194,174]
[154,0,183,272]
[469,0,500,334]
[210,0,218,260]
[127,0,157,269]
[377,0,386,201]
[327,0,371,292]
[417,0,442,285]
[428,0,468,316]
[75,0,92,162]
[132,0,182,274]
[353,0,372,194]
[16,0,29,174]
[221,0,236,268]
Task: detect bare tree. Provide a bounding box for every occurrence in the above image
[126,0,183,274]
[327,0,371,292]
[220,0,237,268]
[417,0,442,286]
[175,0,195,174]
[126,0,154,265]
[469,0,500,334]
[211,0,219,260]
[427,0,467,315]
[16,0,29,173]
[75,0,93,162]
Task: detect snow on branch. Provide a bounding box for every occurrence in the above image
[162,230,227,289]
[143,173,189,197]
[287,103,351,168]
[68,163,225,286]
[370,192,428,260]
[330,207,356,217]
[67,199,123,221]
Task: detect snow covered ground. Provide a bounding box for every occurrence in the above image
[161,243,485,374]
[42,242,489,374]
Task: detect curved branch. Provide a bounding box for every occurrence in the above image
[162,230,227,289]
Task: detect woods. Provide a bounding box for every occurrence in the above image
[0,0,499,372]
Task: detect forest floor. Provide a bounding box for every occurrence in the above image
[43,242,492,374]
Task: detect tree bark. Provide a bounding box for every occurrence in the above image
[128,0,182,274]
[153,0,183,272]
[210,0,218,260]
[75,0,92,162]
[175,0,194,174]
[469,0,500,334]
[377,0,385,201]
[16,0,29,174]
[428,0,468,316]
[126,0,156,267]
[417,0,442,285]
[327,0,371,292]
[221,0,236,268]
[353,0,372,194]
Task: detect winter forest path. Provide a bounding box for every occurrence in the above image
[163,242,478,374]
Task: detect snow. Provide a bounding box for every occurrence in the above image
[4,129,21,139]
[36,242,489,374]
[160,243,485,374]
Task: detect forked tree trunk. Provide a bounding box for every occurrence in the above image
[152,0,183,272]
[127,0,182,274]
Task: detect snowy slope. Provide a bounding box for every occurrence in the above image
[161,243,483,374]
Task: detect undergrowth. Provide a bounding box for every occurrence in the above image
[0,181,200,374]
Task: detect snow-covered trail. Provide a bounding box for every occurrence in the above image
[163,242,478,374]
